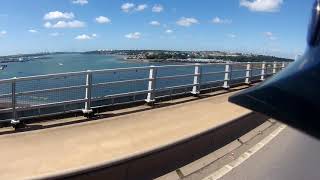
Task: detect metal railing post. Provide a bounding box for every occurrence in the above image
[11,77,19,125]
[245,62,252,84]
[83,70,93,115]
[272,61,277,74]
[146,65,157,104]
[260,62,266,81]
[281,62,285,70]
[192,63,201,96]
[223,64,232,89]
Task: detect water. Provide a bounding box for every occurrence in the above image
[0,53,252,80]
[0,53,159,79]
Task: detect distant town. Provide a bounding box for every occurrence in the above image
[84,50,293,63]
[0,52,52,64]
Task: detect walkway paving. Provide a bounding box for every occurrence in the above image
[0,90,250,180]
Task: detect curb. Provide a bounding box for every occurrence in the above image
[202,124,286,180]
[157,120,276,180]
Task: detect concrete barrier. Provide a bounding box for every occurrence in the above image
[36,112,269,180]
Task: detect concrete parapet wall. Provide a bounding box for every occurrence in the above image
[40,112,268,180]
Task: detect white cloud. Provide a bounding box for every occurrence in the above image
[212,17,232,24]
[121,3,148,13]
[95,16,111,24]
[49,32,61,37]
[44,22,52,28]
[227,34,237,38]
[75,33,97,40]
[72,0,88,5]
[150,21,161,26]
[264,31,277,40]
[136,4,148,11]
[269,36,277,40]
[121,3,135,12]
[28,29,38,33]
[165,29,173,34]
[240,0,283,12]
[44,20,86,29]
[0,30,7,37]
[265,32,273,36]
[44,11,74,20]
[152,4,164,12]
[176,17,199,27]
[125,32,141,39]
[75,34,91,40]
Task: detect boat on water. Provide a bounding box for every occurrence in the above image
[0,64,7,70]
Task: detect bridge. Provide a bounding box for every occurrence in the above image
[0,62,288,179]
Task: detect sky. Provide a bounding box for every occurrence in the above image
[0,0,315,58]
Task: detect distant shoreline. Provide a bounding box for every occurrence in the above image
[0,51,294,66]
[121,58,226,64]
[0,54,51,64]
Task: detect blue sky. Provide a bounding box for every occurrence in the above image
[0,0,314,58]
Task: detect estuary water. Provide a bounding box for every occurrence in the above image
[0,53,160,79]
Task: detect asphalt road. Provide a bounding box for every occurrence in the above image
[220,126,320,180]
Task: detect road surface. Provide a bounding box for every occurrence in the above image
[220,126,320,180]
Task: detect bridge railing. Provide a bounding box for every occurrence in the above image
[0,61,288,125]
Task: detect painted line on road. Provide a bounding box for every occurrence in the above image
[202,124,286,180]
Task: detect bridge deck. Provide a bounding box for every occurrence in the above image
[0,89,250,180]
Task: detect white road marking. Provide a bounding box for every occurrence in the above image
[202,125,286,180]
